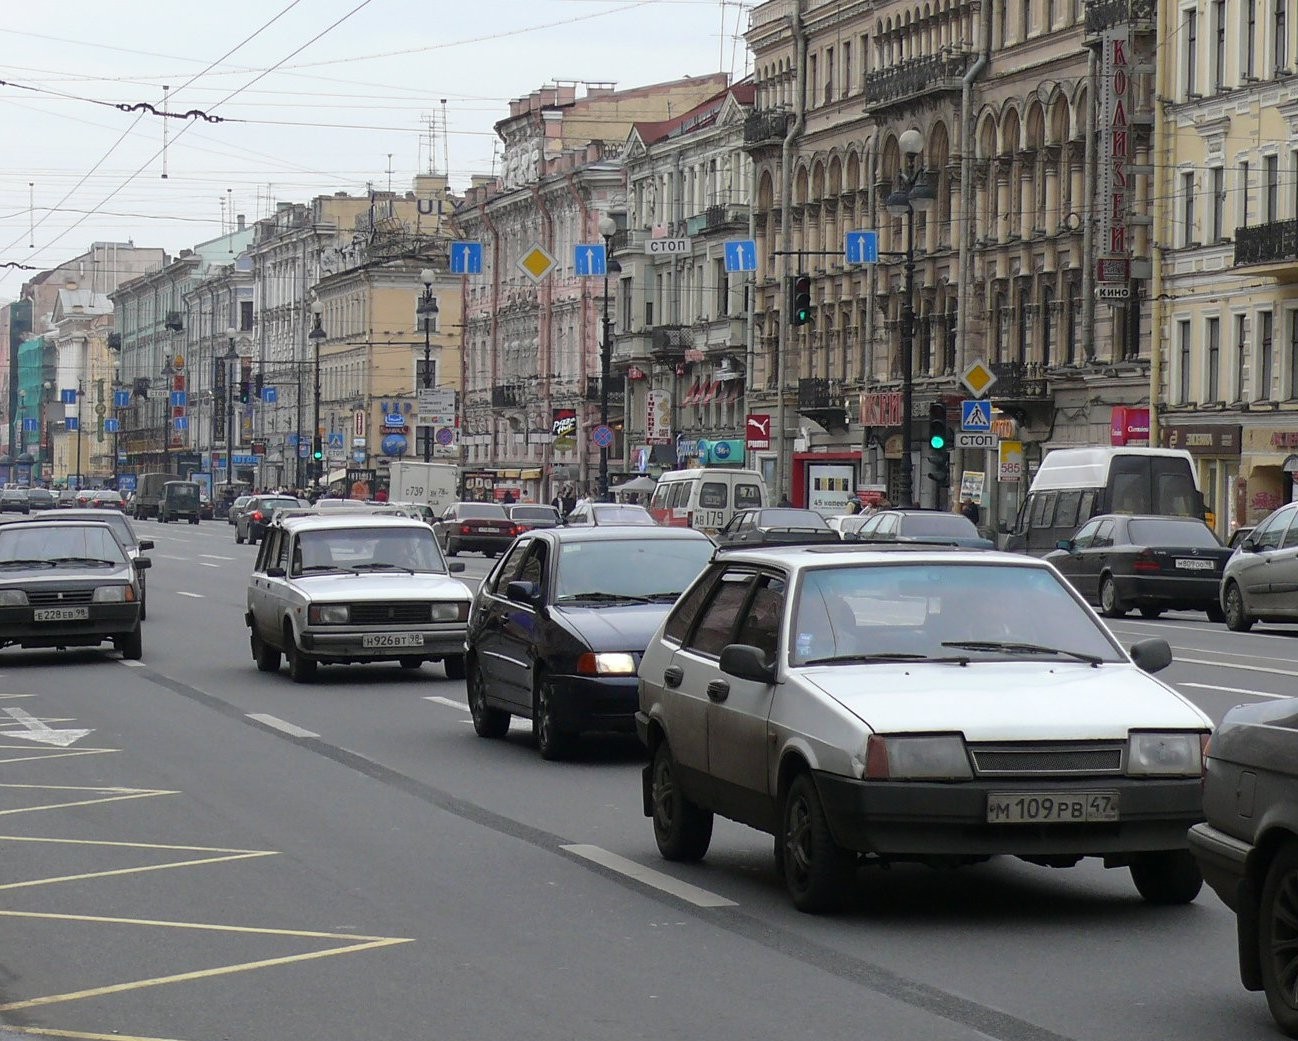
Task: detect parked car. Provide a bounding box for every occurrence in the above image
[466,526,715,758]
[0,488,30,514]
[507,503,562,533]
[0,517,149,659]
[199,495,215,521]
[236,495,304,545]
[637,543,1212,912]
[563,502,658,527]
[432,502,517,557]
[840,508,994,548]
[1190,698,1298,1036]
[245,512,471,682]
[714,507,841,547]
[25,488,55,510]
[91,489,126,511]
[226,494,253,525]
[35,508,155,619]
[1044,514,1232,620]
[1221,501,1298,631]
[56,489,78,509]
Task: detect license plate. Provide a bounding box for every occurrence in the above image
[1175,558,1214,570]
[986,791,1119,824]
[33,607,90,622]
[362,632,423,648]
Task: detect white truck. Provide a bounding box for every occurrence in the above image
[387,460,459,515]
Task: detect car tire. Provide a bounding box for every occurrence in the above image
[399,657,423,671]
[251,631,281,673]
[532,676,573,760]
[115,625,143,662]
[468,659,510,738]
[782,772,854,913]
[1259,841,1298,1035]
[1139,607,1163,619]
[650,741,712,862]
[235,529,245,545]
[190,517,198,525]
[139,597,147,622]
[442,654,466,681]
[446,540,458,557]
[1129,849,1202,905]
[283,625,317,683]
[1225,582,1254,632]
[1099,575,1128,618]
[1206,604,1226,624]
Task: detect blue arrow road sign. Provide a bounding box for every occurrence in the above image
[103,418,120,433]
[60,388,78,404]
[450,241,483,275]
[574,243,607,277]
[724,239,757,272]
[113,390,131,408]
[22,418,37,432]
[170,390,187,407]
[845,230,879,264]
[961,399,992,432]
[66,417,79,431]
[173,416,188,431]
[262,387,278,404]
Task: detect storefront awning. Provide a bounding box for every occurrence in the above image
[1283,454,1298,473]
[701,380,719,404]
[683,380,701,405]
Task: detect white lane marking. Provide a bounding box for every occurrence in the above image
[0,707,93,746]
[158,555,189,561]
[425,696,469,711]
[247,713,319,739]
[200,554,235,561]
[121,661,147,668]
[561,844,737,908]
[199,562,221,568]
[1180,682,1290,700]
[177,592,204,599]
[1176,656,1298,679]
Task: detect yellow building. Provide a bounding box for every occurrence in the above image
[46,287,118,486]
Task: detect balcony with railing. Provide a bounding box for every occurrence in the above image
[1234,220,1298,280]
[744,109,791,148]
[990,362,1049,401]
[584,376,626,407]
[1085,0,1154,36]
[685,205,751,237]
[797,377,849,430]
[491,385,523,409]
[650,324,693,361]
[612,329,653,368]
[863,52,974,112]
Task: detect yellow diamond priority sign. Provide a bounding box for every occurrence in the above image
[517,243,557,284]
[960,359,997,398]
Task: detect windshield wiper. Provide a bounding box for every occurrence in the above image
[940,640,1103,666]
[0,558,55,569]
[643,591,683,602]
[48,557,119,567]
[297,564,349,574]
[802,651,972,666]
[349,562,415,574]
[557,591,652,604]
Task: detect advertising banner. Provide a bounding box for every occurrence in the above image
[551,408,577,452]
[645,390,672,445]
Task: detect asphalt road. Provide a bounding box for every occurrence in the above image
[0,518,1290,1041]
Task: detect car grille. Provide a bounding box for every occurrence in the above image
[26,589,96,606]
[349,602,431,625]
[968,742,1124,777]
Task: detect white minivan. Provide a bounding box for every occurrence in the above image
[647,469,768,533]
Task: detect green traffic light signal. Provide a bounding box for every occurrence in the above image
[929,428,948,450]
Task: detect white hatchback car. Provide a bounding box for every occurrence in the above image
[637,544,1213,912]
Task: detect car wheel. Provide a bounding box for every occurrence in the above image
[1099,575,1128,618]
[235,528,244,544]
[190,517,199,525]
[1139,607,1163,619]
[283,624,316,683]
[446,540,458,557]
[1225,582,1254,632]
[782,772,854,913]
[250,631,281,673]
[1259,841,1298,1035]
[468,659,510,738]
[139,597,147,622]
[1129,850,1202,905]
[442,654,466,681]
[115,625,143,662]
[532,676,573,760]
[399,657,423,671]
[650,741,712,861]
[485,550,498,558]
[1206,604,1226,623]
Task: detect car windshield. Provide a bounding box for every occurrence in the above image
[1127,518,1221,547]
[760,509,828,528]
[292,526,447,575]
[0,524,128,566]
[511,506,557,521]
[903,514,978,536]
[458,504,508,519]
[555,537,712,602]
[792,561,1123,666]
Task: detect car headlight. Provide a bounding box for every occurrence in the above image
[430,601,469,622]
[859,734,973,780]
[308,604,350,624]
[92,585,127,603]
[576,652,638,675]
[1126,731,1205,776]
[0,589,29,606]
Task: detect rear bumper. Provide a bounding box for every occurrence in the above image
[447,534,513,553]
[1113,573,1221,608]
[1187,821,1252,911]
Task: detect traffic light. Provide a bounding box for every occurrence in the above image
[254,373,264,397]
[926,402,952,491]
[238,379,250,405]
[791,274,813,326]
[312,436,323,463]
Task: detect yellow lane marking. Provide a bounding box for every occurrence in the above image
[0,789,176,816]
[0,910,413,1013]
[1,783,145,793]
[0,833,270,852]
[0,851,277,891]
[3,1028,185,1041]
[0,746,117,765]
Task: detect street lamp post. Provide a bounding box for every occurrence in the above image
[596,215,623,501]
[223,329,239,497]
[885,128,935,509]
[417,268,439,463]
[160,356,175,475]
[75,379,85,490]
[309,301,326,487]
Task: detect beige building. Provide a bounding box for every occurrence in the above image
[45,288,116,485]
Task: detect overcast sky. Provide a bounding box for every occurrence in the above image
[0,0,752,302]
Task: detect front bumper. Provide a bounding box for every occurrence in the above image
[814,772,1205,857]
[1113,573,1221,608]
[547,674,639,734]
[0,603,141,648]
[297,625,467,662]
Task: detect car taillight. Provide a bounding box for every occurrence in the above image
[1132,550,1161,572]
[252,511,264,522]
[460,523,472,534]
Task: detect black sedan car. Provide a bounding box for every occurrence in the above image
[1190,698,1298,1036]
[507,503,562,533]
[840,508,994,547]
[235,495,303,545]
[1045,513,1231,620]
[465,525,714,759]
[0,488,30,514]
[433,502,517,557]
[714,507,840,547]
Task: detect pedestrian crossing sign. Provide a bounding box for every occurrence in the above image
[961,399,992,432]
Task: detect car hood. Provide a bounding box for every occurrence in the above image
[550,602,672,651]
[801,662,1211,739]
[293,572,471,601]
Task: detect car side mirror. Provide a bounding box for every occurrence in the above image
[448,561,466,574]
[139,539,154,550]
[1128,637,1172,674]
[998,522,1011,534]
[265,566,286,578]
[506,580,539,605]
[1243,539,1260,553]
[133,557,152,570]
[1056,538,1074,552]
[719,643,776,684]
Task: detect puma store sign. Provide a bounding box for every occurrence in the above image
[746,413,771,450]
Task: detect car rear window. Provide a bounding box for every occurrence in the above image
[1127,519,1220,547]
[511,506,556,521]
[762,509,828,528]
[459,504,508,518]
[904,514,978,536]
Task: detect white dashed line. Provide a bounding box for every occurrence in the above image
[200,554,235,561]
[199,562,221,568]
[1177,656,1298,680]
[247,713,319,739]
[1179,682,1289,700]
[424,696,469,711]
[177,591,204,598]
[120,660,147,668]
[561,844,737,907]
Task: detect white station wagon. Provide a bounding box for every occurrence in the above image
[637,544,1213,912]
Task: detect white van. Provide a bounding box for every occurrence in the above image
[1004,446,1207,556]
[647,469,768,532]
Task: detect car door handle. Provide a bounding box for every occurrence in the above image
[706,679,730,703]
[663,665,683,688]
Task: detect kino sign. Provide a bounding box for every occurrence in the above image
[1097,24,1131,282]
